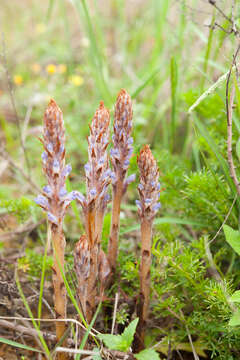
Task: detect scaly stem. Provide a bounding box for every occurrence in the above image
[133,144,161,352]
[135,219,152,351]
[85,208,98,323]
[51,224,67,360]
[108,178,123,273]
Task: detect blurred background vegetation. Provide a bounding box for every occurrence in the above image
[1,0,240,359]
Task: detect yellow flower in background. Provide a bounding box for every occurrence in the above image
[31,63,41,74]
[46,64,57,75]
[13,75,23,86]
[36,23,46,34]
[58,64,67,74]
[69,75,84,87]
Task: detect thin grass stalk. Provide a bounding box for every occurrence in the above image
[108,89,135,274]
[35,100,75,359]
[134,145,161,352]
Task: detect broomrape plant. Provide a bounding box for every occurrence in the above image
[35,91,161,355]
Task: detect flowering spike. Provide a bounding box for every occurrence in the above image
[80,101,111,322]
[137,145,160,221]
[134,144,160,352]
[108,89,135,275]
[35,99,72,353]
[111,89,134,183]
[86,101,111,208]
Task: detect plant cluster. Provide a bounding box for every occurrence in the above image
[35,90,161,359]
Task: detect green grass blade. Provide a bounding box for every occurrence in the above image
[0,337,43,353]
[194,116,239,200]
[75,302,102,360]
[132,67,160,99]
[200,13,215,92]
[71,0,111,103]
[46,0,55,21]
[38,231,49,325]
[120,217,206,235]
[15,271,51,358]
[170,57,178,151]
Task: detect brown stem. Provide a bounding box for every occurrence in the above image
[51,224,67,360]
[108,179,123,274]
[135,219,153,352]
[85,208,98,323]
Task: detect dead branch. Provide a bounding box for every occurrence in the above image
[0,219,44,243]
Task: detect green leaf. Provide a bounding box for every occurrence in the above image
[98,319,139,352]
[236,138,240,161]
[223,225,240,256]
[135,349,161,360]
[121,318,139,349]
[0,337,43,353]
[229,311,240,326]
[92,348,103,360]
[230,290,240,303]
[97,334,127,351]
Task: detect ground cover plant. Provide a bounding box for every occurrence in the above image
[1,0,240,359]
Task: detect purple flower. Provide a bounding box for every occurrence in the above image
[47,143,53,153]
[145,198,152,204]
[47,212,58,224]
[89,188,97,198]
[59,187,68,197]
[125,174,136,185]
[62,164,72,177]
[153,203,161,211]
[99,157,105,165]
[103,169,112,178]
[136,200,142,210]
[84,163,91,173]
[128,137,134,145]
[35,195,48,208]
[59,144,64,154]
[104,194,111,202]
[138,184,144,191]
[53,159,60,174]
[41,152,48,162]
[127,148,133,159]
[43,185,52,194]
[110,148,120,158]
